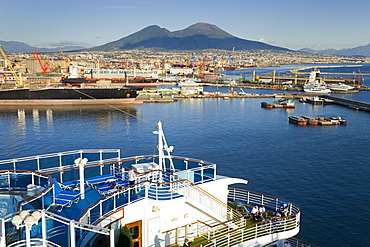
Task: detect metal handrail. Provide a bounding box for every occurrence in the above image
[194,187,301,247]
[262,237,318,247]
[7,238,62,247]
[0,170,53,211]
[1,210,112,247]
[0,149,120,171]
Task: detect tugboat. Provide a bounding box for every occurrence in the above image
[261,101,274,109]
[289,116,308,125]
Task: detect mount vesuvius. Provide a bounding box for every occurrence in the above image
[89,22,290,52]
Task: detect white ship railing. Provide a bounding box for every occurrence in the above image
[0,170,54,212]
[264,237,318,247]
[77,175,191,225]
[194,187,301,247]
[0,153,225,246]
[0,149,121,174]
[0,210,113,247]
[77,156,239,227]
[7,238,61,247]
[181,183,245,229]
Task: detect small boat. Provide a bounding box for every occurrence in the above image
[293,116,347,126]
[261,101,274,109]
[317,118,333,125]
[261,101,295,109]
[280,100,295,108]
[301,116,318,125]
[337,116,347,125]
[306,96,324,105]
[322,98,334,104]
[325,118,340,125]
[289,116,307,125]
[299,97,308,103]
[328,116,347,125]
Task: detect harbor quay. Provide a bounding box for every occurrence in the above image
[138,86,370,113]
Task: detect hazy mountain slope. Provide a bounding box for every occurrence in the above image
[90,22,290,51]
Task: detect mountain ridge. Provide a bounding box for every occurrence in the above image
[172,22,234,38]
[88,22,290,51]
[1,23,369,56]
[0,40,87,53]
[299,43,370,57]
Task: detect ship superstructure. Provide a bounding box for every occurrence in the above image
[0,122,312,247]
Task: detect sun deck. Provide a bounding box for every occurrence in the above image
[0,150,302,246]
[0,147,219,246]
[0,122,308,247]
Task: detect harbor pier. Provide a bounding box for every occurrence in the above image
[321,95,370,112]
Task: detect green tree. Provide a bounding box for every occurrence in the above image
[117,226,134,247]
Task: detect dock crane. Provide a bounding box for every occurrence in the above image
[59,47,69,69]
[0,44,24,87]
[287,66,370,85]
[32,49,50,74]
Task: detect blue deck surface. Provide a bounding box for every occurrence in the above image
[57,186,102,220]
[54,172,182,220]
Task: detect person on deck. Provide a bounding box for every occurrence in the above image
[128,168,136,186]
[280,204,289,216]
[251,206,259,220]
[284,240,292,247]
[128,168,137,194]
[183,239,191,247]
[259,205,267,218]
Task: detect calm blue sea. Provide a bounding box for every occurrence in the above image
[1,64,370,246]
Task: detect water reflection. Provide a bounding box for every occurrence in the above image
[32,109,40,133]
[16,109,26,134]
[46,109,53,128]
[2,105,139,134]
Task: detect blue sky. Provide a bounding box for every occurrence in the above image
[1,0,369,50]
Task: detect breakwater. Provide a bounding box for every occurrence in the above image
[321,95,370,111]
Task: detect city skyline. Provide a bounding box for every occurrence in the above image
[1,0,369,51]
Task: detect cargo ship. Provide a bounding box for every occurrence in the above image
[61,77,159,87]
[0,87,140,100]
[61,67,161,87]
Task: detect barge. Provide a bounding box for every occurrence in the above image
[261,100,295,109]
[288,116,307,125]
[289,116,347,126]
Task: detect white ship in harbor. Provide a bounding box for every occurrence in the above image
[303,69,331,94]
[177,77,201,87]
[0,122,315,247]
[83,68,162,79]
[62,66,162,87]
[327,83,355,91]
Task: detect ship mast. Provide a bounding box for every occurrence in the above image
[154,121,175,174]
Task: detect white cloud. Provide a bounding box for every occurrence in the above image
[258,38,275,45]
[48,41,91,47]
[33,40,91,48]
